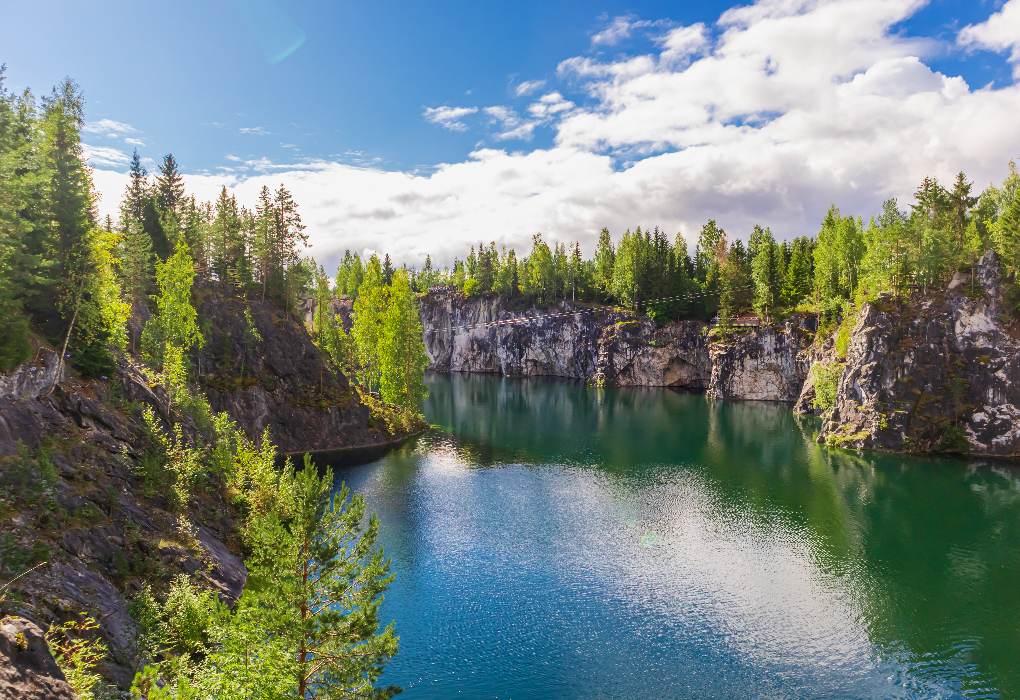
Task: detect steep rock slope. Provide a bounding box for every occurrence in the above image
[0,616,78,700]
[707,318,816,402]
[816,252,1020,455]
[0,351,245,689]
[0,289,399,692]
[196,288,415,455]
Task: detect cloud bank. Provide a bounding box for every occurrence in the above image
[89,0,1020,273]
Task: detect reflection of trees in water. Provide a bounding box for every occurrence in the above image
[423,373,1020,695]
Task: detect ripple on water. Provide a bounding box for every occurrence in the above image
[329,375,1016,700]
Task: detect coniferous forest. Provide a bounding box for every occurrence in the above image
[3,63,1020,700]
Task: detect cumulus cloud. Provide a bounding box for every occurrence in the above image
[124,137,146,146]
[239,126,269,135]
[83,118,138,134]
[422,105,478,131]
[82,144,130,167]
[959,0,1020,77]
[91,0,1020,274]
[515,79,547,97]
[483,106,536,141]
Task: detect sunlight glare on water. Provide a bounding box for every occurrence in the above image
[330,374,1018,700]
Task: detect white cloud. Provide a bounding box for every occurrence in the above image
[239,126,269,135]
[422,105,478,131]
[83,118,138,134]
[959,0,1020,77]
[124,137,145,146]
[483,106,536,141]
[527,92,575,119]
[591,15,674,47]
[82,144,130,168]
[515,79,547,97]
[91,0,1020,274]
[591,16,637,46]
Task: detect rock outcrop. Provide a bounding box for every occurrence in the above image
[0,616,78,700]
[707,319,816,402]
[196,287,418,455]
[418,293,815,400]
[813,251,1020,456]
[0,287,406,692]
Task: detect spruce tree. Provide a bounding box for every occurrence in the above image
[594,227,615,301]
[126,149,149,220]
[156,153,186,214]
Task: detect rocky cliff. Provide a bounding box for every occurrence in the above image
[804,251,1020,457]
[0,348,245,691]
[0,287,406,694]
[196,287,419,456]
[418,293,816,401]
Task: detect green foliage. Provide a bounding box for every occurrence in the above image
[751,226,784,322]
[143,407,203,511]
[208,457,401,699]
[46,614,108,700]
[814,205,866,306]
[351,272,389,392]
[812,361,843,412]
[379,270,429,414]
[143,241,202,368]
[936,424,970,455]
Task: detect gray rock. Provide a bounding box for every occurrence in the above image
[817,251,1020,456]
[0,616,78,700]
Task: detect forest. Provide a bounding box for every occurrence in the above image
[3,62,1020,699]
[360,166,1018,333]
[0,68,420,699]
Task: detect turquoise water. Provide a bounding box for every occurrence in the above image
[333,374,1020,699]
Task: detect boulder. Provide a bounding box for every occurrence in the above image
[0,616,78,700]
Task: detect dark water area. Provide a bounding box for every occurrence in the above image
[329,373,1020,699]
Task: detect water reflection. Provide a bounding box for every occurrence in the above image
[330,373,1020,699]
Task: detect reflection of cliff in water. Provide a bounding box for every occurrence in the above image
[420,372,1020,696]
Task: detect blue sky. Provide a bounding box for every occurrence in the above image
[3,0,1020,268]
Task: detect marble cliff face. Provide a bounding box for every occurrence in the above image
[418,294,815,402]
[419,254,1020,459]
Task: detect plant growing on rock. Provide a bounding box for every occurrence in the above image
[45,613,108,700]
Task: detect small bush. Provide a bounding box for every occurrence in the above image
[812,362,844,412]
[936,424,970,454]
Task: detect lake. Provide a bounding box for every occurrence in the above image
[332,373,1020,699]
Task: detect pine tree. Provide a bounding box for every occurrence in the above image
[382,253,394,285]
[211,459,401,700]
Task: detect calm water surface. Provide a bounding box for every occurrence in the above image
[331,374,1020,699]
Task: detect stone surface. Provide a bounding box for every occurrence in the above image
[0,616,78,700]
[418,293,814,401]
[706,320,815,402]
[816,251,1020,456]
[196,288,413,455]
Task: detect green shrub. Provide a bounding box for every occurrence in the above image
[812,362,844,411]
